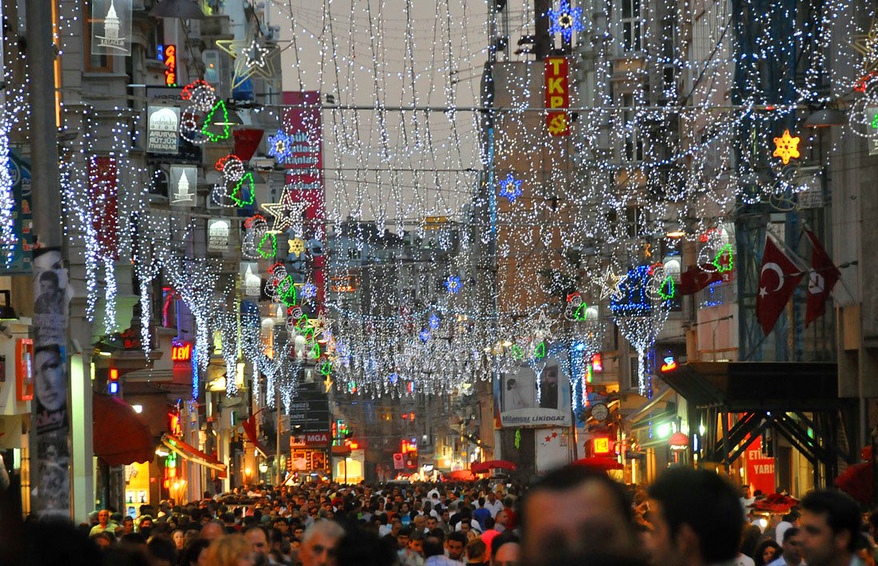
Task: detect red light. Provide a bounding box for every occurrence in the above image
[108,368,119,381]
[348,441,359,450]
[660,356,677,372]
[591,353,603,372]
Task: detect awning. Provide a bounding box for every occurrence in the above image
[240,413,275,458]
[93,394,155,466]
[161,433,227,476]
[625,387,674,426]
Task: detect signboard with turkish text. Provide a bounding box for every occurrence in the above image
[283,91,327,308]
[545,57,571,136]
[745,436,775,496]
[147,106,181,155]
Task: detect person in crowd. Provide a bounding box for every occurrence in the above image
[483,492,504,518]
[479,517,502,556]
[89,509,117,537]
[90,530,115,551]
[179,537,211,566]
[776,511,801,544]
[466,539,489,566]
[201,518,227,542]
[424,533,464,566]
[300,519,345,566]
[203,533,256,566]
[146,534,178,566]
[490,532,520,566]
[766,527,804,566]
[172,528,185,551]
[646,466,744,566]
[798,489,863,566]
[753,539,782,566]
[520,463,642,566]
[245,525,274,564]
[334,524,398,566]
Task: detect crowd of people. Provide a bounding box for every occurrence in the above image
[0,464,875,566]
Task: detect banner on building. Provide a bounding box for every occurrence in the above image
[91,0,132,56]
[545,57,571,136]
[0,151,33,274]
[169,165,196,206]
[497,360,572,428]
[147,106,181,155]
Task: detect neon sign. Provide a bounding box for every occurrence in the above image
[162,44,177,87]
[660,356,677,372]
[171,341,192,362]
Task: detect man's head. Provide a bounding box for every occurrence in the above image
[300,520,344,566]
[408,532,425,556]
[35,346,65,412]
[245,525,270,557]
[521,464,639,566]
[97,509,110,526]
[39,271,59,295]
[446,531,467,561]
[779,527,803,565]
[799,490,861,566]
[200,519,226,541]
[413,514,426,531]
[646,467,743,566]
[459,518,472,533]
[466,538,487,564]
[426,516,439,531]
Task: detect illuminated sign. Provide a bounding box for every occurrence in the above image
[544,57,570,136]
[330,275,358,293]
[108,367,119,395]
[171,341,192,363]
[162,44,177,86]
[660,356,678,372]
[593,437,611,455]
[16,338,33,401]
[591,353,603,372]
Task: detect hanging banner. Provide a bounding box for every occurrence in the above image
[88,157,119,259]
[91,0,132,56]
[283,91,326,309]
[147,106,181,155]
[169,165,196,206]
[545,57,571,136]
[744,436,775,496]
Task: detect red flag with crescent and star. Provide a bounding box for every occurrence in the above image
[804,229,840,327]
[756,235,804,335]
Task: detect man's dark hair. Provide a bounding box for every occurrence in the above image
[520,463,633,534]
[782,527,800,544]
[647,468,742,564]
[800,490,862,552]
[483,517,495,530]
[447,531,467,546]
[424,537,445,558]
[145,535,176,563]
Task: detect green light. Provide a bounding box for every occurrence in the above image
[257,232,277,258]
[202,99,231,142]
[510,344,524,359]
[534,341,547,359]
[231,171,255,207]
[659,275,675,300]
[712,244,734,273]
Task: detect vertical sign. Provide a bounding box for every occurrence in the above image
[32,248,71,514]
[169,165,196,206]
[88,157,120,260]
[744,436,775,496]
[282,91,326,308]
[147,106,181,155]
[0,152,33,274]
[545,57,571,136]
[161,45,177,86]
[91,0,132,56]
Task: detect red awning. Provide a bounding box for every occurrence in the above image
[444,469,476,481]
[93,394,155,467]
[573,457,625,471]
[471,460,517,474]
[161,433,227,477]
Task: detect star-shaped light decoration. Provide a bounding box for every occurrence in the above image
[772,129,800,165]
[301,282,318,300]
[289,238,306,257]
[428,313,441,330]
[262,187,309,233]
[852,19,878,73]
[596,266,624,300]
[419,329,431,343]
[548,0,585,41]
[215,37,280,89]
[267,130,293,164]
[498,173,523,203]
[525,310,556,344]
[445,275,462,294]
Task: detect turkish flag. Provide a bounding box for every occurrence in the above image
[756,236,804,335]
[804,229,840,327]
[678,263,726,295]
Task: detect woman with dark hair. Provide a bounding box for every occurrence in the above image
[754,539,782,566]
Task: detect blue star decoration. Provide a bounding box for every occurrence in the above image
[498,173,523,203]
[429,313,441,330]
[301,282,318,300]
[419,329,432,343]
[548,1,585,41]
[267,130,293,163]
[445,275,462,294]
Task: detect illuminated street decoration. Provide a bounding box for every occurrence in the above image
[772,130,801,164]
[548,0,585,41]
[498,173,523,203]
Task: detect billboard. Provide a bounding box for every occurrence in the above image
[497,360,572,428]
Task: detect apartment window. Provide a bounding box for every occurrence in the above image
[622,93,643,162]
[621,0,643,52]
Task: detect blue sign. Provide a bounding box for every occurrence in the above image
[1,151,33,273]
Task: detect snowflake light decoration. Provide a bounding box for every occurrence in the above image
[498,173,523,203]
[267,130,293,164]
[301,281,318,300]
[444,275,462,294]
[772,129,800,165]
[548,1,585,41]
[419,329,431,343]
[428,313,441,330]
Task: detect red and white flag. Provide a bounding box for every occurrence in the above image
[756,235,804,335]
[804,229,840,327]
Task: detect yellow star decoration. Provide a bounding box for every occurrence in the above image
[852,19,878,73]
[262,187,308,234]
[772,129,800,165]
[289,238,306,257]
